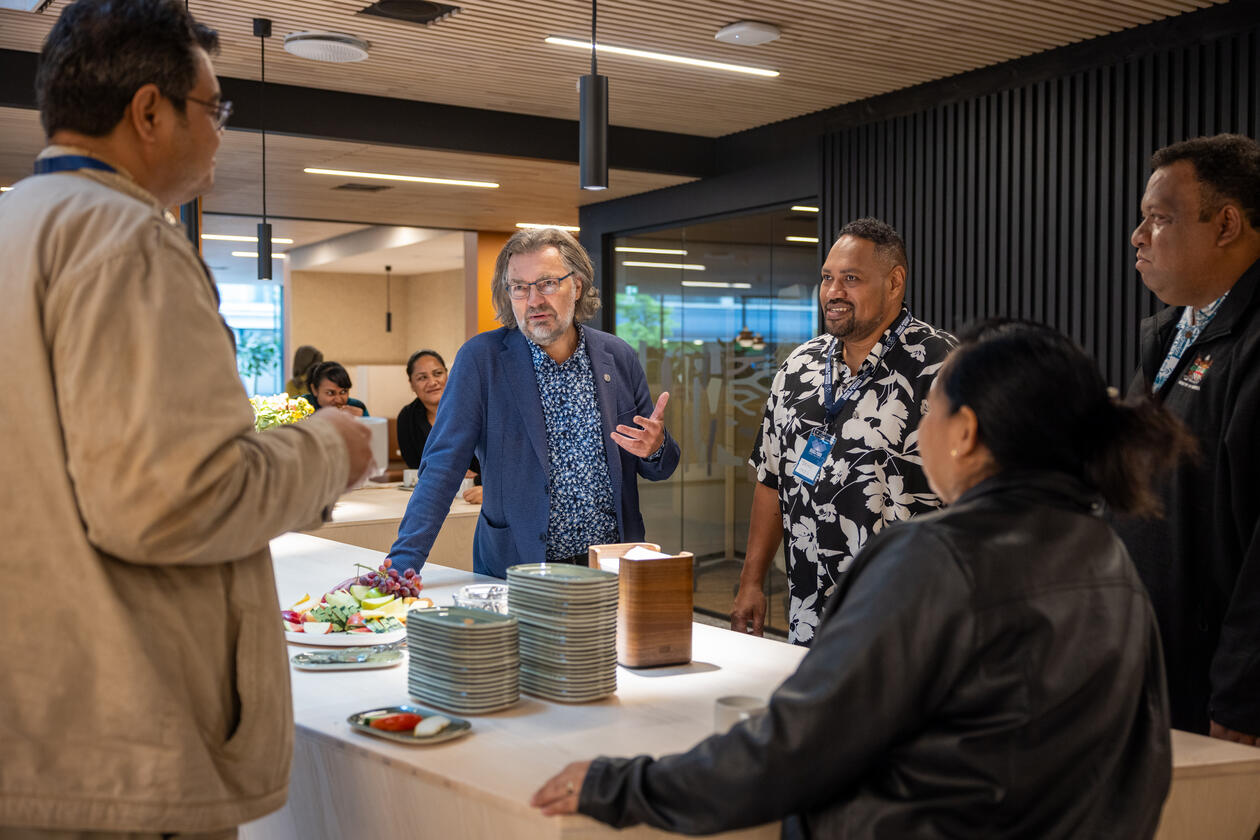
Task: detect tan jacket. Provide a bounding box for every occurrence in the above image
[0,149,348,832]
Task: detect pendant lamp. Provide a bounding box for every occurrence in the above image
[385,265,393,332]
[254,18,273,279]
[579,0,608,190]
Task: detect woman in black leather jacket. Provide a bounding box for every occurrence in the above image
[534,321,1194,839]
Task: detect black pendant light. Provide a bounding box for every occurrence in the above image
[385,264,393,332]
[579,0,608,190]
[254,18,273,279]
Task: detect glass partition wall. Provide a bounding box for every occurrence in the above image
[613,203,819,636]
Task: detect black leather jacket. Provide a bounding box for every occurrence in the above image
[580,471,1172,838]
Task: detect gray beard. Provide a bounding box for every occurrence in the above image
[520,310,574,346]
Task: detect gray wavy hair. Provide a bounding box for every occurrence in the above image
[491,227,602,329]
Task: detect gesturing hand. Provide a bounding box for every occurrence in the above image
[612,392,670,458]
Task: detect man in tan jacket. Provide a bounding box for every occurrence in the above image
[0,1,372,837]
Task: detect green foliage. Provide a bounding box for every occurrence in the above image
[237,333,280,392]
[615,292,675,352]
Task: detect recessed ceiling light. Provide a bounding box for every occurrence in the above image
[681,280,750,288]
[786,236,819,244]
[615,246,688,255]
[203,233,294,244]
[283,31,371,63]
[304,167,499,189]
[545,36,779,78]
[232,251,288,259]
[714,21,781,47]
[790,205,819,213]
[623,261,706,271]
[516,222,580,232]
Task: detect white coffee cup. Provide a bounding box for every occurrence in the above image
[713,695,767,734]
[402,469,418,488]
[458,477,475,496]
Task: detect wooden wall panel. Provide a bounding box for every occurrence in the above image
[822,27,1260,386]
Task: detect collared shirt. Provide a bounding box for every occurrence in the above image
[749,310,957,644]
[1152,292,1230,393]
[529,326,619,561]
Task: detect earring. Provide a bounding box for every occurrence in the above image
[950,449,958,458]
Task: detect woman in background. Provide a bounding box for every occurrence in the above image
[398,349,481,502]
[534,320,1193,839]
[284,344,322,398]
[301,361,369,417]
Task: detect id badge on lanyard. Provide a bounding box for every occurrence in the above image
[790,311,912,487]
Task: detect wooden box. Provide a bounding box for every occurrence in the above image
[589,543,693,668]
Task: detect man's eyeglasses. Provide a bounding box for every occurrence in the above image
[185,94,233,130]
[505,270,574,300]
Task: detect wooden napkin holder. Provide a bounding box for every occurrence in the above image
[588,542,694,668]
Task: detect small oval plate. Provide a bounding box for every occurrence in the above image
[291,648,404,671]
[347,704,472,745]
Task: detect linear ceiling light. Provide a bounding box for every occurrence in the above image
[623,261,706,271]
[304,167,499,189]
[0,186,11,192]
[791,205,819,213]
[202,233,294,244]
[615,246,688,255]
[681,280,751,289]
[786,236,819,243]
[232,251,288,259]
[545,36,779,78]
[516,222,580,232]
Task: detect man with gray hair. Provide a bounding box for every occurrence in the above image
[389,227,680,578]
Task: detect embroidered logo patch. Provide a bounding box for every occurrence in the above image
[1177,354,1213,391]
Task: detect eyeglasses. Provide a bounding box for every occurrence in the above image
[505,270,574,300]
[184,94,233,130]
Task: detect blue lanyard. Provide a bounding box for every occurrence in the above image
[33,155,118,176]
[822,309,913,423]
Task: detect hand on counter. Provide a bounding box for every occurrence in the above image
[612,391,669,458]
[317,408,375,489]
[531,760,592,816]
[462,485,483,504]
[1210,720,1259,745]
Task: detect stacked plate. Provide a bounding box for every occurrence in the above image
[506,564,619,702]
[407,606,519,714]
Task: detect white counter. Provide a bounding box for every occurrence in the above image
[302,482,481,570]
[246,533,1260,840]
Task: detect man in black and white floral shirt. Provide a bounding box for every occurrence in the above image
[732,218,956,644]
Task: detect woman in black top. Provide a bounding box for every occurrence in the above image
[534,321,1195,839]
[398,349,480,500]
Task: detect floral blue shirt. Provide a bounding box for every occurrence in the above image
[529,326,619,561]
[1152,292,1230,393]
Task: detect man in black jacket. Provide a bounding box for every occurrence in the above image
[1118,133,1260,744]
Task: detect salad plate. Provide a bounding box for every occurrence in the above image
[285,627,406,647]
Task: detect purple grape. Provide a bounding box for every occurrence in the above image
[382,558,392,569]
[403,568,415,580]
[388,569,399,580]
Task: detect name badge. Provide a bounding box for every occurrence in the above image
[792,430,835,486]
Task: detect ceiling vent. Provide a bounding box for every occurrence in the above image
[283,31,371,62]
[359,0,461,26]
[332,183,393,192]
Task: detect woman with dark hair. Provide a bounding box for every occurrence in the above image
[301,361,369,417]
[534,320,1194,839]
[398,349,481,501]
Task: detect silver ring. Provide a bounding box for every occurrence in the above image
[565,780,575,795]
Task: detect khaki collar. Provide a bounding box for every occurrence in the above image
[36,145,178,225]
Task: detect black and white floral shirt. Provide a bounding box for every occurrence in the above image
[750,309,956,644]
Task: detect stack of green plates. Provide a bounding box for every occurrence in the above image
[407,606,519,714]
[506,563,618,702]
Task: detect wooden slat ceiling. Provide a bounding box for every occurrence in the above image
[0,105,693,230]
[0,0,1223,138]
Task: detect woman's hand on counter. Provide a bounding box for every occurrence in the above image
[531,760,592,815]
[462,486,483,504]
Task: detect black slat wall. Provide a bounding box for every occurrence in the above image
[822,28,1260,387]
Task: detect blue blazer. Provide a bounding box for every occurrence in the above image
[389,326,680,578]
